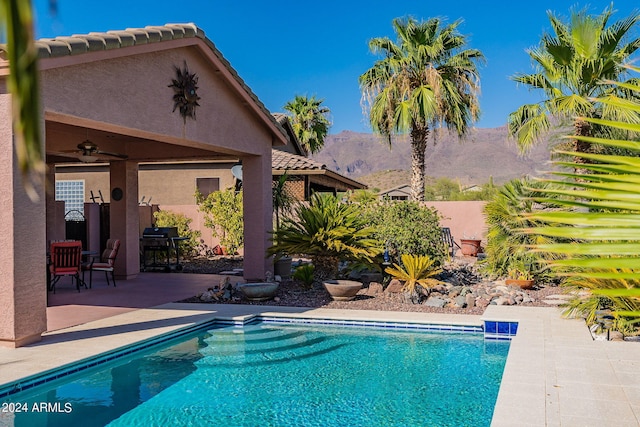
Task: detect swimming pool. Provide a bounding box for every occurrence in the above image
[2,321,509,427]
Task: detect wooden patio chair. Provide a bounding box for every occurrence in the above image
[49,241,84,293]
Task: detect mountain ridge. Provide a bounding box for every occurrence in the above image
[312,128,553,190]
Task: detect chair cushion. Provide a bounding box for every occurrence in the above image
[91,262,114,271]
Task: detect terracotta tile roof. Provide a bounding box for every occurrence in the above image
[29,24,200,59]
[1,23,287,146]
[272,150,326,171]
[272,150,366,190]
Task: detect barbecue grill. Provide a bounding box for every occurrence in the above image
[140,227,186,271]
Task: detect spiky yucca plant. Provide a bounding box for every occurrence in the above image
[268,193,381,281]
[385,254,443,299]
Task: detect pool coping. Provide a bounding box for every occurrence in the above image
[0,304,638,426]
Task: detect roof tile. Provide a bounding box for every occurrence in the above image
[272,150,326,171]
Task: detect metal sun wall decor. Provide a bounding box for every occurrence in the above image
[169,61,201,123]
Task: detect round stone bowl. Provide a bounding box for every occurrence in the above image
[322,280,363,301]
[238,282,279,301]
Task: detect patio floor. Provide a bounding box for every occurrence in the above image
[46,271,228,331]
[1,272,638,426]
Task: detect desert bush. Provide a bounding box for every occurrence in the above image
[196,189,243,255]
[361,200,445,264]
[153,209,201,256]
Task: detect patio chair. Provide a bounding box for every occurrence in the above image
[441,227,462,258]
[49,241,84,293]
[85,239,120,288]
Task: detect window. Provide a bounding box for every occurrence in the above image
[55,180,85,220]
[196,177,220,199]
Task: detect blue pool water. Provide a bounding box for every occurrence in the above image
[5,322,509,427]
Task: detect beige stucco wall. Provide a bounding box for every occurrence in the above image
[56,163,236,205]
[0,87,47,347]
[424,201,487,247]
[41,44,273,156]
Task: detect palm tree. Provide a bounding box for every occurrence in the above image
[525,67,640,327]
[359,17,484,201]
[1,0,44,199]
[508,5,640,156]
[283,95,331,154]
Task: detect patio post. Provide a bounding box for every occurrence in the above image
[242,151,273,280]
[109,160,140,279]
[0,90,47,347]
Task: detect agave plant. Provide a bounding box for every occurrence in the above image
[268,193,381,281]
[523,67,640,327]
[385,254,443,302]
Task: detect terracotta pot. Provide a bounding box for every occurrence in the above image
[238,282,279,301]
[460,239,482,256]
[322,280,362,301]
[505,278,535,290]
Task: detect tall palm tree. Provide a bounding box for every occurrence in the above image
[359,17,484,201]
[1,0,44,199]
[283,95,331,154]
[508,6,640,156]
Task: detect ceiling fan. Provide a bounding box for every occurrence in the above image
[61,139,128,163]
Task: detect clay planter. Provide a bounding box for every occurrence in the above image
[505,278,535,290]
[274,256,292,279]
[323,280,363,301]
[238,282,279,301]
[460,239,482,257]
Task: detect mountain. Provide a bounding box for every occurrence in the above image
[312,128,554,188]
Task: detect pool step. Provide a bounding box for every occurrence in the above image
[196,325,340,367]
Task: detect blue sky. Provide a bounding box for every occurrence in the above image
[33,0,640,134]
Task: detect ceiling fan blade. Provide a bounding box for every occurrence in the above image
[96,150,128,159]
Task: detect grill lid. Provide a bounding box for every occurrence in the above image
[142,227,179,238]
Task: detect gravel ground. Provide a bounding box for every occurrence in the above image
[180,256,563,315]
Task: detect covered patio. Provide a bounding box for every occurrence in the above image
[1,24,288,347]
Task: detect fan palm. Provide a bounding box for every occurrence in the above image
[482,178,560,279]
[508,5,640,155]
[360,16,484,201]
[268,193,381,281]
[283,95,331,154]
[524,68,640,326]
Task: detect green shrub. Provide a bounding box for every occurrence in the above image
[292,264,315,289]
[196,189,243,255]
[361,200,445,265]
[153,210,201,256]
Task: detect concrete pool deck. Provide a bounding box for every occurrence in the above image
[0,289,639,426]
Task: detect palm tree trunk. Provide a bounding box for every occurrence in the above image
[409,126,429,201]
[573,118,592,177]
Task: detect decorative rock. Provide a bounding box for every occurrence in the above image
[424,297,447,308]
[385,279,404,293]
[610,331,624,341]
[367,282,384,295]
[465,293,475,308]
[476,298,490,308]
[454,295,467,308]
